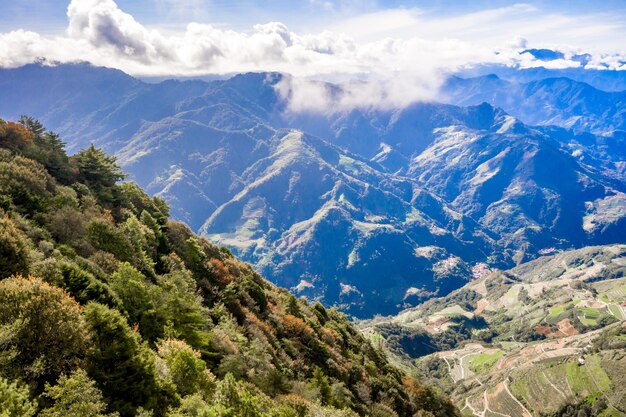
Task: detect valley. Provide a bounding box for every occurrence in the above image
[361,245,626,416]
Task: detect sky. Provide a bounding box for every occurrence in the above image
[1,0,626,109]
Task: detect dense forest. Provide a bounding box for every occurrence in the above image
[0,117,457,417]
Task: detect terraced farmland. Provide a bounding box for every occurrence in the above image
[485,383,532,417]
[468,351,504,373]
[508,353,619,416]
[363,246,626,416]
[607,303,626,319]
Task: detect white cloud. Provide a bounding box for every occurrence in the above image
[0,0,625,111]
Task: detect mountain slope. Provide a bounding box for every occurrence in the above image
[0,118,458,417]
[200,129,496,315]
[407,113,626,263]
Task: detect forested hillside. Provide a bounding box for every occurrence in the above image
[0,117,457,417]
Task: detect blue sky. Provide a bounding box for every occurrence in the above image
[4,0,626,35]
[0,0,625,91]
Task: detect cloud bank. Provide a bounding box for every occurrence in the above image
[1,0,625,111]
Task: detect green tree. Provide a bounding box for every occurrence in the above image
[308,368,331,405]
[86,219,134,262]
[73,145,125,205]
[18,115,45,137]
[0,276,90,389]
[0,217,31,279]
[211,373,262,417]
[0,150,52,213]
[155,268,209,352]
[84,302,169,417]
[109,263,163,342]
[18,116,73,182]
[40,369,119,417]
[0,376,37,417]
[74,145,125,189]
[165,394,212,417]
[156,339,216,399]
[58,261,120,307]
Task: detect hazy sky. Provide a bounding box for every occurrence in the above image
[4,0,626,37]
[1,0,625,108]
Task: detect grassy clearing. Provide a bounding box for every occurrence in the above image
[566,362,597,396]
[549,305,567,316]
[579,307,601,319]
[433,304,468,317]
[586,355,612,393]
[468,351,504,373]
[577,307,603,326]
[607,303,625,319]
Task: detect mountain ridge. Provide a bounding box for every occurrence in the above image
[1,63,626,316]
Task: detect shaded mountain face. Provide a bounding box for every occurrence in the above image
[1,63,625,317]
[455,64,626,92]
[198,130,496,316]
[441,74,626,134]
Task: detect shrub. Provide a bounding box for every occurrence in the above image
[40,369,118,417]
[0,217,31,279]
[86,219,134,262]
[47,205,86,244]
[0,276,90,389]
[157,339,216,398]
[0,376,37,417]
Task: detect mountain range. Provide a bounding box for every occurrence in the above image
[1,63,625,317]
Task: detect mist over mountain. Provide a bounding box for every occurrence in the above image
[1,63,625,317]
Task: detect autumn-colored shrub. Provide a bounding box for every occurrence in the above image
[209,258,232,285]
[282,315,314,341]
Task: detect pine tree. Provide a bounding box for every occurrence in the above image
[84,302,170,416]
[0,376,37,417]
[40,369,119,417]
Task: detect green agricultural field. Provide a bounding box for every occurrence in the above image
[606,285,626,300]
[511,372,559,414]
[549,305,567,316]
[608,303,625,320]
[585,355,612,393]
[467,351,504,373]
[566,361,595,394]
[487,384,530,417]
[577,307,603,326]
[510,355,616,415]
